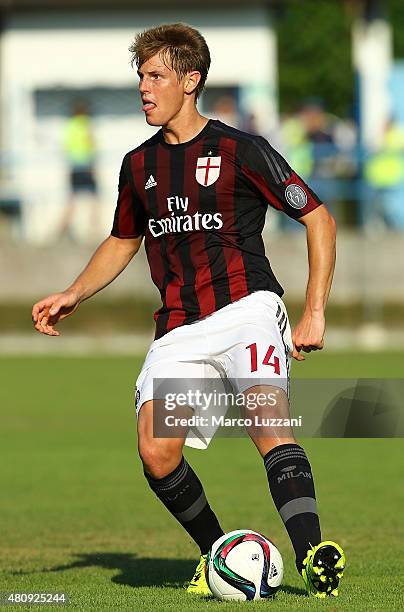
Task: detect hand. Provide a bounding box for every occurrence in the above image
[292,310,325,361]
[31,290,81,336]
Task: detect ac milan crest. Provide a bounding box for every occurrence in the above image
[195,156,221,187]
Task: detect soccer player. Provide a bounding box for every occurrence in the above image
[32,23,345,599]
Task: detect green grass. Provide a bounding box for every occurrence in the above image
[0,353,403,610]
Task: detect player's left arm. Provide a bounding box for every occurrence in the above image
[241,136,336,361]
[292,206,336,361]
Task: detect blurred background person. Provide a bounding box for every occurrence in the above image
[281,112,314,180]
[298,98,339,206]
[59,100,99,242]
[210,94,239,127]
[299,98,336,165]
[364,117,404,229]
[240,111,259,135]
[280,99,359,231]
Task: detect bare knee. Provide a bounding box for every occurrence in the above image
[137,401,184,478]
[138,438,183,479]
[242,385,297,457]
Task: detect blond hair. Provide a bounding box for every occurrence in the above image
[129,23,211,99]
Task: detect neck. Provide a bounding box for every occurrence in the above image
[163,106,209,145]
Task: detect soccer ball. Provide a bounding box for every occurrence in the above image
[206,529,283,601]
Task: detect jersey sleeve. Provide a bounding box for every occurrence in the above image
[241,136,323,219]
[111,153,147,238]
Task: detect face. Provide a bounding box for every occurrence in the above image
[138,52,199,126]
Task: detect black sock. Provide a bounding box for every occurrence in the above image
[144,456,224,555]
[264,443,321,571]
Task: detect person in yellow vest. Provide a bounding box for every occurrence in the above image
[281,114,314,180]
[59,100,98,240]
[365,119,404,229]
[279,114,314,231]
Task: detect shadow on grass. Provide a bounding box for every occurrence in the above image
[11,552,306,596]
[13,552,194,588]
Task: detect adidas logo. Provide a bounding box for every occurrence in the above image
[145,174,157,190]
[268,563,278,579]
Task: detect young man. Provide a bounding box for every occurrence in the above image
[32,23,345,598]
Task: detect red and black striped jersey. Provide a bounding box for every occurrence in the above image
[111,119,322,339]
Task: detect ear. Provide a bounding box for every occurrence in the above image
[184,71,201,96]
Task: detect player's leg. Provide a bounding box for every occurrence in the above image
[137,399,224,593]
[219,292,345,597]
[244,390,345,597]
[219,293,321,572]
[244,387,346,597]
[135,326,227,594]
[138,399,224,553]
[241,385,324,567]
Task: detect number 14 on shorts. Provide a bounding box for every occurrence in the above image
[246,343,280,375]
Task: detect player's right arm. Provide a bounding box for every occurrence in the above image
[32,235,142,336]
[32,152,147,336]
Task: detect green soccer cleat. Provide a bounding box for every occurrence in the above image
[301,540,346,598]
[186,554,211,596]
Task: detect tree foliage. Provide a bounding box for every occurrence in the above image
[276,0,355,117]
[276,0,404,118]
[390,0,404,58]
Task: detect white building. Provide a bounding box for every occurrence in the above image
[0,1,278,242]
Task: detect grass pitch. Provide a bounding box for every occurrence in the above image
[0,352,403,610]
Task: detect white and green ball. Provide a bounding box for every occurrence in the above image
[206,529,284,601]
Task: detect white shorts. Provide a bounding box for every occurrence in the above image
[135,291,292,449]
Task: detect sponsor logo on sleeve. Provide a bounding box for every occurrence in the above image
[285,184,308,209]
